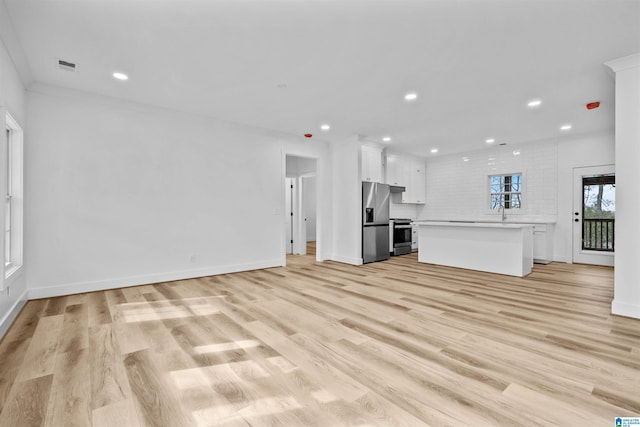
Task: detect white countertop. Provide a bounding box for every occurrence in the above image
[414,221,534,229]
[416,219,556,224]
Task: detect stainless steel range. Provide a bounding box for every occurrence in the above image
[390,218,412,256]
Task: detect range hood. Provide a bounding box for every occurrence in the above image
[389,185,406,193]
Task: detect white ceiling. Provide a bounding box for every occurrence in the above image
[3,0,640,156]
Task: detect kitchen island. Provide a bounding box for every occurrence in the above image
[414,221,534,277]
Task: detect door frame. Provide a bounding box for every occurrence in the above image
[285,177,294,254]
[282,154,319,264]
[572,165,615,266]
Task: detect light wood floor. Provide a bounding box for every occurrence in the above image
[0,252,638,426]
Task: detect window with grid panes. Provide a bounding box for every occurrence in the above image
[490,174,522,210]
[4,112,23,281]
[5,127,11,268]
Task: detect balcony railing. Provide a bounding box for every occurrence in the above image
[583,218,614,251]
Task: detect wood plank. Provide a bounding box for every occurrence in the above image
[89,324,130,410]
[109,304,149,355]
[88,292,112,327]
[59,303,89,353]
[1,299,48,342]
[44,348,91,427]
[0,253,637,426]
[0,338,31,412]
[0,375,53,427]
[123,350,194,427]
[92,398,142,427]
[43,296,68,317]
[15,315,64,382]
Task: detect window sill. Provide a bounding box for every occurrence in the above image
[5,264,23,284]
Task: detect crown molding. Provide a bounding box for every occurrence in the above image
[604,52,640,73]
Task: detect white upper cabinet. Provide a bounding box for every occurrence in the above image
[361,145,383,183]
[406,158,426,204]
[385,154,406,186]
[385,153,426,204]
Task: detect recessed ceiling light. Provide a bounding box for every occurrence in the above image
[513,150,521,156]
[382,136,391,142]
[320,124,330,131]
[560,124,572,131]
[527,99,542,108]
[462,157,470,162]
[404,92,418,101]
[485,138,495,144]
[113,72,128,81]
[430,148,438,153]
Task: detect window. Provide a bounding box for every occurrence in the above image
[582,174,615,252]
[5,127,11,267]
[4,112,23,281]
[490,173,522,210]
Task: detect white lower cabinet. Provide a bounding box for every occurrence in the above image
[411,224,418,252]
[532,224,554,263]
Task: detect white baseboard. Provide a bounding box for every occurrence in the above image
[0,289,28,338]
[28,259,282,300]
[331,255,363,265]
[611,299,640,319]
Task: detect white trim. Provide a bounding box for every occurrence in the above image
[331,255,363,265]
[27,259,282,299]
[283,152,321,262]
[0,288,28,338]
[611,299,640,320]
[3,112,23,284]
[0,1,33,86]
[604,53,640,73]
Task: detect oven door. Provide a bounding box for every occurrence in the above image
[393,224,412,255]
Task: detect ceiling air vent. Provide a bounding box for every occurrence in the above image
[57,59,77,72]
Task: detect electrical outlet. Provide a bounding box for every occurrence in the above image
[189,255,197,264]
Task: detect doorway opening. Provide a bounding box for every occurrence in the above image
[573,165,615,266]
[285,155,317,259]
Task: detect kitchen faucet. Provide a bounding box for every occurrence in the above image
[498,204,506,221]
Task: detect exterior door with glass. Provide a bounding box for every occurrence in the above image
[572,165,615,266]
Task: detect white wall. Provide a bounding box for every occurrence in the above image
[607,53,640,319]
[556,131,615,262]
[422,133,615,262]
[303,176,317,241]
[25,84,332,298]
[331,135,362,264]
[422,140,558,222]
[0,33,28,336]
[390,196,420,219]
[286,156,316,176]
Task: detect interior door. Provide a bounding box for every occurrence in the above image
[572,165,615,266]
[285,178,293,254]
[294,176,307,255]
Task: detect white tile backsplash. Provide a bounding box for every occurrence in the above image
[389,195,419,219]
[421,140,558,222]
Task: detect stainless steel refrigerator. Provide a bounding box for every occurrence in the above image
[362,181,390,263]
